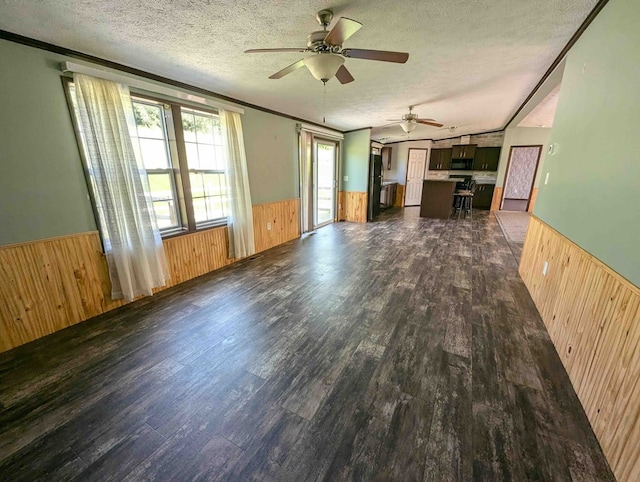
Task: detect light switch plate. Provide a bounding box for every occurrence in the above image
[544,172,550,185]
[543,261,549,276]
[343,175,348,182]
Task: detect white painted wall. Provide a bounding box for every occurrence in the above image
[496,127,552,188]
[384,140,433,186]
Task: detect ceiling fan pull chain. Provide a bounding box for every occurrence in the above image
[323,81,327,124]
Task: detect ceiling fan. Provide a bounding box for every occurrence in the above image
[245,9,409,84]
[438,124,472,132]
[385,106,444,133]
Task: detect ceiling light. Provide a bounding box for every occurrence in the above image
[400,120,417,133]
[304,53,345,82]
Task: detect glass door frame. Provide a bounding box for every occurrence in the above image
[313,137,340,229]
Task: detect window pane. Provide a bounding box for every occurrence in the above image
[198,144,216,170]
[213,124,223,145]
[190,172,205,198]
[133,102,164,139]
[203,173,223,196]
[194,114,214,143]
[139,138,169,169]
[182,112,197,142]
[206,196,225,220]
[147,173,173,201]
[180,107,226,226]
[193,197,208,223]
[214,146,226,171]
[153,200,178,229]
[185,142,200,169]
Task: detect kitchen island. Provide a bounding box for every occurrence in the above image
[419,180,457,219]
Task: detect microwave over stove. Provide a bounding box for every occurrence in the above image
[450,158,473,170]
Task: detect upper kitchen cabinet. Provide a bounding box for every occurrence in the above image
[473,147,501,171]
[429,148,452,170]
[381,146,393,170]
[451,144,476,159]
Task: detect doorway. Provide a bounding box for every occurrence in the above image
[314,139,338,227]
[404,148,428,206]
[501,145,542,212]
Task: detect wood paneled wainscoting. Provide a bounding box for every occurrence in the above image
[394,184,405,208]
[0,198,300,353]
[490,186,503,211]
[252,198,300,253]
[527,187,538,213]
[338,191,367,223]
[519,216,640,482]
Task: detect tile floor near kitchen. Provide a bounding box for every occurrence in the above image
[0,208,613,481]
[494,209,531,261]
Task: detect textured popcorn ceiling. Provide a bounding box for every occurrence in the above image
[518,85,561,128]
[0,0,597,140]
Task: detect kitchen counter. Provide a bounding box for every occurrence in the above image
[426,171,497,184]
[419,180,457,219]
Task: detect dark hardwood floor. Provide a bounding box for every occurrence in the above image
[0,208,614,481]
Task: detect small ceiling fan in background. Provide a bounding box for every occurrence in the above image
[438,124,472,133]
[385,106,443,133]
[245,9,409,84]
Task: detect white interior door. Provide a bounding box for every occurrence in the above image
[404,148,427,206]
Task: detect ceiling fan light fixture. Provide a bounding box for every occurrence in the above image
[304,53,345,82]
[400,119,417,133]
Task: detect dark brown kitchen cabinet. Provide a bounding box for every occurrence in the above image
[381,146,393,170]
[429,148,452,170]
[473,183,495,209]
[473,147,501,171]
[451,144,476,159]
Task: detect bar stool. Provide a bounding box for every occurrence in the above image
[454,181,476,220]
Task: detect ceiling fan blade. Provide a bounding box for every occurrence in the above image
[269,59,305,79]
[324,17,362,46]
[385,119,403,122]
[342,49,409,63]
[335,65,355,84]
[416,120,444,128]
[245,48,309,53]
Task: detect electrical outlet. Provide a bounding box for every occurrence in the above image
[543,261,549,276]
[544,172,550,185]
[267,222,272,231]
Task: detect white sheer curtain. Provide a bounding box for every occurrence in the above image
[299,129,314,234]
[72,73,169,301]
[220,110,255,259]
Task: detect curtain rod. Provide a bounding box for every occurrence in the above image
[60,61,244,114]
[296,122,344,140]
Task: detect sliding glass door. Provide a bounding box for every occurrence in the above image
[314,140,337,227]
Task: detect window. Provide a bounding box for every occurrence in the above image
[181,107,228,225]
[65,79,229,238]
[131,99,180,230]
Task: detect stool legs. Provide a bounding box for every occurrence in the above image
[453,194,473,220]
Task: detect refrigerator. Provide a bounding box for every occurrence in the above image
[368,154,383,221]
